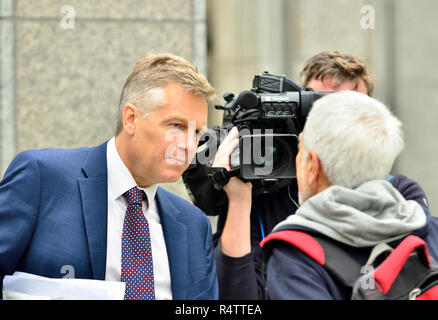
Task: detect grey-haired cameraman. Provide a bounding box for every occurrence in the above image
[210,51,432,299]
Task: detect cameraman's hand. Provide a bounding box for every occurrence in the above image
[212,127,252,202]
[213,127,252,258]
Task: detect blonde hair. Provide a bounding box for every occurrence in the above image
[116,53,215,134]
[300,51,375,96]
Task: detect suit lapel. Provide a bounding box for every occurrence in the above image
[77,143,190,292]
[156,188,188,299]
[78,141,108,280]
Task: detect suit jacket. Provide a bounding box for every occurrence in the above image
[0,141,218,300]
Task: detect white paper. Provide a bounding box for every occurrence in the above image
[2,272,125,300]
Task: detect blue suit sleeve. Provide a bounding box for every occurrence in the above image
[203,215,219,300]
[0,151,41,294]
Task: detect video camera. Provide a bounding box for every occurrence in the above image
[182,72,331,215]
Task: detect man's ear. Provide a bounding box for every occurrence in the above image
[307,149,322,186]
[121,104,138,136]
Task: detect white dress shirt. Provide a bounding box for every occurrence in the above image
[105,137,172,300]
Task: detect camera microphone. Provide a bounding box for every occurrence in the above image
[237,90,258,109]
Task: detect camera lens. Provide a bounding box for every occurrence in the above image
[271,141,287,173]
[253,138,289,176]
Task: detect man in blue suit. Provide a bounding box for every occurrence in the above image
[0,53,218,300]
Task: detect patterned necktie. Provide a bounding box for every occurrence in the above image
[121,187,155,300]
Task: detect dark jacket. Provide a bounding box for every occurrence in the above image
[214,174,432,299]
[265,210,438,299]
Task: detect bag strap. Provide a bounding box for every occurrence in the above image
[261,230,433,295]
[260,229,362,287]
[365,242,393,266]
[373,235,430,294]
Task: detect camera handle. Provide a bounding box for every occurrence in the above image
[207,167,241,190]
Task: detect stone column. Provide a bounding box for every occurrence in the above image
[0,0,210,203]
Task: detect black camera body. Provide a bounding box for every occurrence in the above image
[182,72,330,216]
[213,72,329,192]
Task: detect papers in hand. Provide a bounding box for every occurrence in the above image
[3,272,125,300]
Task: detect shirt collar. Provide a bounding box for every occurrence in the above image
[107,137,157,203]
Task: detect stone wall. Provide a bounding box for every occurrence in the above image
[0,0,208,201]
